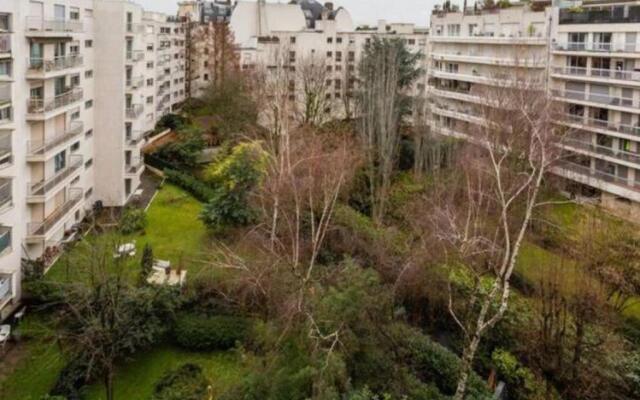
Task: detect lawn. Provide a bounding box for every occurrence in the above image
[48,183,212,283]
[82,345,244,400]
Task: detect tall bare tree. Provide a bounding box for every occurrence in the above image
[296,54,330,126]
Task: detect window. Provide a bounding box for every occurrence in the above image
[147,78,154,86]
[327,51,332,58]
[447,24,461,37]
[71,110,80,120]
[54,151,66,173]
[290,37,296,44]
[71,141,80,152]
[85,100,93,109]
[84,158,93,169]
[85,40,93,48]
[70,7,80,20]
[147,62,154,69]
[147,44,154,51]
[85,70,93,79]
[204,73,209,81]
[0,60,11,77]
[408,39,415,45]
[146,96,153,104]
[336,37,342,44]
[54,5,66,21]
[70,45,79,54]
[327,37,333,44]
[85,129,93,138]
[70,74,80,87]
[85,187,93,199]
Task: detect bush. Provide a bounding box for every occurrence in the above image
[173,313,250,351]
[492,349,544,400]
[118,207,147,235]
[164,169,216,202]
[156,113,189,132]
[152,363,209,400]
[50,358,90,400]
[154,127,205,170]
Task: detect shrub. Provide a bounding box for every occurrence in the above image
[200,142,267,232]
[155,127,205,170]
[151,363,209,400]
[164,169,216,202]
[118,207,147,235]
[492,349,545,400]
[50,358,90,400]
[139,244,154,286]
[156,113,189,132]
[173,313,250,350]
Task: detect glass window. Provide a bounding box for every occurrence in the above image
[54,150,66,172]
[54,4,66,21]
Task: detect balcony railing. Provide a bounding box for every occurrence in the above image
[126,23,144,34]
[126,157,144,174]
[562,113,640,138]
[27,155,83,198]
[28,54,83,73]
[0,103,11,125]
[126,104,143,119]
[26,17,83,33]
[557,160,640,193]
[562,138,640,165]
[553,41,636,53]
[559,7,640,25]
[27,188,82,238]
[0,131,11,166]
[553,66,640,82]
[552,89,636,108]
[0,33,10,54]
[27,88,83,115]
[0,273,11,303]
[126,76,144,89]
[126,50,144,62]
[0,226,10,256]
[27,121,84,156]
[0,178,10,210]
[126,131,144,146]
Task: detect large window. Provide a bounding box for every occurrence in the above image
[54,4,65,21]
[54,150,66,172]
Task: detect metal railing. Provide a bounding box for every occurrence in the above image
[25,17,83,33]
[27,121,83,156]
[126,75,144,89]
[126,157,143,174]
[0,83,10,105]
[28,54,83,73]
[27,88,83,115]
[0,178,11,209]
[559,7,640,25]
[126,131,144,146]
[553,66,640,82]
[27,188,82,238]
[0,132,11,159]
[126,104,143,119]
[0,104,11,125]
[562,113,640,137]
[0,273,11,301]
[552,89,636,108]
[553,41,636,53]
[27,155,83,198]
[0,33,10,53]
[562,138,640,165]
[126,50,144,62]
[0,226,10,256]
[557,160,640,192]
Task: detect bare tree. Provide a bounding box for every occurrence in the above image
[192,21,240,89]
[426,76,565,399]
[296,54,330,126]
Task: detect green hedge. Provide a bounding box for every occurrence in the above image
[164,169,216,202]
[151,363,208,400]
[173,313,250,351]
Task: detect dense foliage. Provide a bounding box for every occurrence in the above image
[118,207,147,235]
[173,313,251,351]
[151,364,209,400]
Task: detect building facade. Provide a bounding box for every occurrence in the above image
[0,0,186,320]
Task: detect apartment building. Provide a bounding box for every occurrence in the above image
[549,1,640,217]
[428,3,551,139]
[0,0,186,320]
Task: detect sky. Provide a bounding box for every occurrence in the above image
[135,0,438,27]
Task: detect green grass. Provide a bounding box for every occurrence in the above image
[82,345,243,400]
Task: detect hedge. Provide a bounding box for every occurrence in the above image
[164,169,216,202]
[173,313,250,351]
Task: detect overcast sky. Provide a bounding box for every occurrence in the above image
[135,0,438,26]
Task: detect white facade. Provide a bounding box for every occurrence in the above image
[0,0,186,320]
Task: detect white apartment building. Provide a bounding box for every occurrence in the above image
[0,0,186,320]
[180,0,429,119]
[429,0,640,220]
[549,1,640,218]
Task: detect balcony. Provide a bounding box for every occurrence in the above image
[561,113,640,139]
[27,188,83,240]
[559,7,640,25]
[25,17,83,37]
[0,33,10,58]
[552,66,640,84]
[554,161,640,202]
[561,138,640,166]
[126,50,144,63]
[126,23,144,34]
[27,121,83,160]
[126,131,144,146]
[430,52,545,68]
[125,157,144,176]
[126,104,143,119]
[0,131,11,169]
[553,41,635,53]
[0,226,10,257]
[430,35,546,45]
[552,89,637,111]
[27,155,83,201]
[27,54,84,77]
[27,88,83,118]
[0,272,12,308]
[0,82,11,126]
[0,178,11,211]
[126,75,144,90]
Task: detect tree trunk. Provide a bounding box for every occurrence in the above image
[105,368,114,400]
[454,334,482,400]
